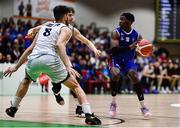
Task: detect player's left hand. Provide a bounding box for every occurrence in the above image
[3,66,18,77]
[94,50,101,57]
[25,28,36,39]
[129,41,138,50]
[66,67,81,78]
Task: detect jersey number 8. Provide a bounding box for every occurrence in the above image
[43,28,52,36]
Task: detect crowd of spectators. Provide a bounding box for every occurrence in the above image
[0,17,179,94]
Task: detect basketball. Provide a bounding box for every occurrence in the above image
[136,39,153,57]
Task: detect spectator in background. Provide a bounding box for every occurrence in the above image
[16,34,25,54]
[5,54,13,63]
[9,18,18,42]
[0,52,4,63]
[172,61,180,93]
[0,41,3,54]
[153,60,161,92]
[4,41,12,55]
[26,20,33,30]
[167,60,179,93]
[160,62,171,93]
[34,20,42,27]
[18,1,24,16]
[141,62,155,93]
[0,18,9,31]
[26,0,32,17]
[11,39,21,63]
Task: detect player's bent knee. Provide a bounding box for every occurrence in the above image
[128,70,139,83]
[110,67,120,76]
[63,76,80,90]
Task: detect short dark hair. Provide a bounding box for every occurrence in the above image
[121,12,135,23]
[68,7,75,14]
[53,5,70,21]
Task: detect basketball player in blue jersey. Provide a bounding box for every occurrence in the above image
[4,5,101,125]
[108,12,151,118]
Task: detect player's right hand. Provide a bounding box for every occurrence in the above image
[3,66,18,77]
[94,50,101,57]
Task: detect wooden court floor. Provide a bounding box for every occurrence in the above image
[0,94,180,127]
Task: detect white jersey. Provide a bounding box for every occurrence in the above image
[29,22,67,58]
[26,22,69,83]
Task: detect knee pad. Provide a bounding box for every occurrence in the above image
[111,67,120,76]
[128,70,139,84]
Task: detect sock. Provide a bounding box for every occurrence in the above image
[140,101,146,108]
[112,96,116,104]
[82,103,92,114]
[11,96,22,108]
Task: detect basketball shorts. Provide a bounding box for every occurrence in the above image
[108,57,137,76]
[26,54,68,83]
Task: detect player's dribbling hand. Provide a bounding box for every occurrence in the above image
[94,50,101,57]
[3,66,17,77]
[66,67,81,78]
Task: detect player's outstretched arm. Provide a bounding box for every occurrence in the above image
[73,28,101,57]
[4,34,38,77]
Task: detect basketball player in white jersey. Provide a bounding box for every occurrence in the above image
[26,7,101,117]
[4,5,101,125]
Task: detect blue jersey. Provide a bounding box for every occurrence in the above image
[112,26,139,61]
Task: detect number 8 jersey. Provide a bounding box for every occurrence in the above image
[29,22,67,59]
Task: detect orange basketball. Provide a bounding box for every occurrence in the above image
[136,39,153,57]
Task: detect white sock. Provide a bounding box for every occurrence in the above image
[82,103,92,114]
[140,100,146,108]
[11,96,22,108]
[112,96,116,104]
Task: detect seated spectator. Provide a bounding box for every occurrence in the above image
[5,54,13,63]
[141,62,155,93]
[160,62,171,93]
[11,39,21,63]
[0,52,4,63]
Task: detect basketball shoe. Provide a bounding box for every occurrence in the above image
[140,107,151,118]
[109,102,117,117]
[5,107,18,118]
[53,93,65,105]
[75,105,85,117]
[85,113,101,125]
